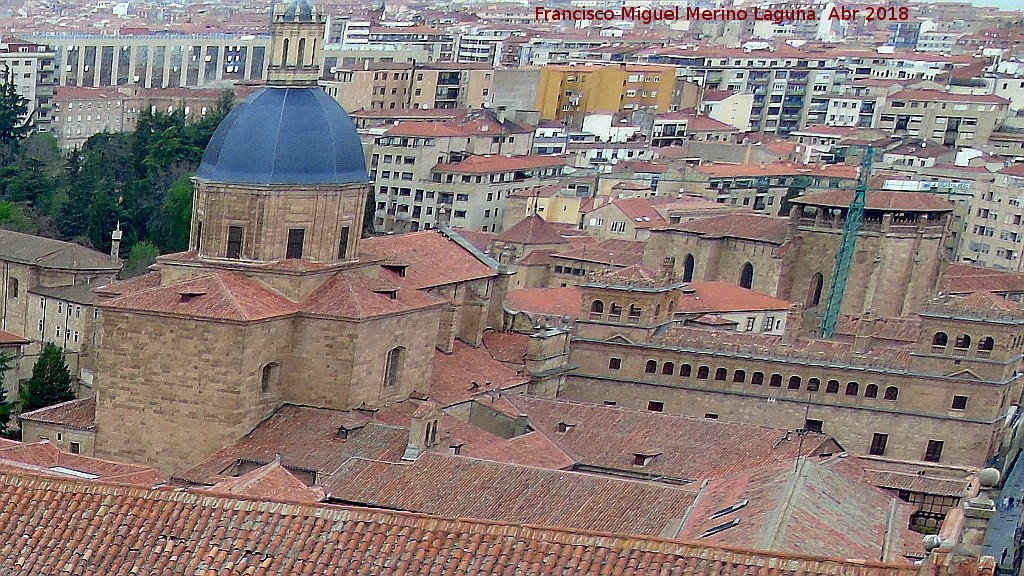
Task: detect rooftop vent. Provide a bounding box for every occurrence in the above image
[557,421,576,433]
[700,519,741,538]
[710,499,749,519]
[179,290,206,303]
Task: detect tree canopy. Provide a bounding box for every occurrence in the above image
[20,343,74,414]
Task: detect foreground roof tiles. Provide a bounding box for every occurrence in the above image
[0,472,923,576]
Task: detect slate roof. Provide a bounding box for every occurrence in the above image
[323,452,698,536]
[0,229,120,271]
[676,458,921,562]
[30,282,104,305]
[19,397,96,430]
[0,473,923,576]
[507,396,838,483]
[196,87,369,186]
[360,230,498,289]
[497,214,568,245]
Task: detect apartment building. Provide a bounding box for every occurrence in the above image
[877,90,1009,147]
[321,62,492,112]
[950,165,1024,271]
[535,63,675,124]
[650,112,741,147]
[24,32,270,88]
[0,38,56,134]
[683,162,858,216]
[369,109,564,233]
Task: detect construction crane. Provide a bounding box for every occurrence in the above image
[819,145,874,339]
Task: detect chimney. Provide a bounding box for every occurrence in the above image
[110,222,123,261]
[852,311,874,353]
[782,302,803,344]
[403,402,440,461]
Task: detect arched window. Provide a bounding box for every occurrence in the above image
[628,304,642,323]
[683,254,695,282]
[807,378,820,392]
[260,362,279,394]
[979,336,995,352]
[655,304,661,318]
[6,278,17,298]
[662,361,675,375]
[281,38,290,65]
[865,384,878,398]
[697,366,710,379]
[807,272,824,307]
[715,367,728,381]
[932,332,948,347]
[769,373,782,387]
[590,300,604,314]
[954,334,971,349]
[733,369,746,383]
[609,303,622,320]
[739,262,754,289]
[884,386,899,401]
[297,38,306,66]
[751,372,765,385]
[845,382,859,396]
[826,379,840,394]
[645,360,658,374]
[680,364,692,377]
[384,346,404,388]
[788,376,801,390]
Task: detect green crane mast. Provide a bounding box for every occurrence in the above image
[819,146,874,339]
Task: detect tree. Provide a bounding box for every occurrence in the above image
[20,343,74,414]
[0,74,30,162]
[0,201,33,232]
[122,240,160,278]
[0,352,17,436]
[147,173,193,253]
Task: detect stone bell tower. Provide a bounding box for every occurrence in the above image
[268,0,326,87]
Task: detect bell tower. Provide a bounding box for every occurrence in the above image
[268,0,325,86]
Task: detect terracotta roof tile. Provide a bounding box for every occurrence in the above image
[609,198,669,228]
[940,264,1024,294]
[300,272,444,320]
[324,452,698,536]
[551,238,646,266]
[481,331,529,367]
[497,214,568,245]
[507,287,582,317]
[0,441,162,486]
[429,342,529,407]
[696,162,857,179]
[0,472,924,576]
[360,230,498,289]
[204,461,326,504]
[508,396,838,483]
[672,214,790,244]
[433,154,567,174]
[459,429,576,469]
[0,330,30,345]
[19,397,95,430]
[676,282,792,314]
[889,89,1009,104]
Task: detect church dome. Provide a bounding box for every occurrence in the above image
[278,0,316,21]
[196,87,368,186]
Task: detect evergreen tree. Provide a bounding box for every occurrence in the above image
[20,343,74,414]
[0,73,30,162]
[122,239,160,277]
[0,352,17,435]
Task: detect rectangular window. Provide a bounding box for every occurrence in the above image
[647,401,664,412]
[609,357,622,370]
[226,225,243,259]
[286,228,305,259]
[338,226,351,260]
[69,441,80,454]
[869,433,888,456]
[804,419,823,433]
[745,317,756,331]
[951,395,968,410]
[925,440,944,462]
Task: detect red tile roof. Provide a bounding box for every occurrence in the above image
[552,238,646,266]
[19,397,95,430]
[676,282,792,314]
[459,429,575,469]
[0,330,30,346]
[889,89,1009,104]
[497,213,568,245]
[481,331,529,366]
[429,342,529,407]
[696,162,858,179]
[203,460,326,504]
[1000,163,1024,177]
[324,452,698,536]
[608,197,669,228]
[508,396,839,483]
[673,213,790,244]
[655,113,739,132]
[301,273,444,320]
[941,264,1024,295]
[792,190,953,212]
[360,230,498,289]
[507,287,582,317]
[0,472,924,576]
[449,227,494,252]
[433,154,567,174]
[0,441,162,486]
[677,458,921,562]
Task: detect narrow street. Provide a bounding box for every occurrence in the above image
[985,453,1024,574]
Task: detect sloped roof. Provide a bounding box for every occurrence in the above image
[551,238,646,266]
[429,341,529,407]
[204,460,325,504]
[792,190,954,212]
[481,330,529,366]
[99,272,298,321]
[676,282,792,314]
[940,264,1024,295]
[889,89,1008,104]
[497,214,568,245]
[360,230,498,289]
[300,272,444,320]
[0,330,30,346]
[19,397,95,430]
[0,441,162,486]
[507,396,837,483]
[507,287,582,317]
[0,473,923,576]
[0,229,120,271]
[433,154,567,174]
[608,197,669,228]
[323,452,698,536]
[673,213,790,244]
[677,458,920,562]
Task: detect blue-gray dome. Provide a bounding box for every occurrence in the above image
[280,0,315,21]
[196,87,368,186]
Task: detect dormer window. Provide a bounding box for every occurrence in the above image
[632,451,660,467]
[179,290,206,303]
[383,263,408,277]
[557,421,576,433]
[374,289,398,300]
